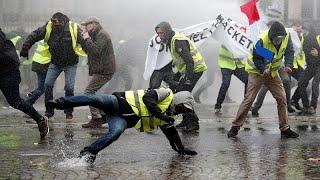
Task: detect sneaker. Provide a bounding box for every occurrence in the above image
[175,119,188,129]
[66,114,73,119]
[227,126,240,138]
[82,118,105,128]
[299,107,316,116]
[281,128,299,138]
[291,101,303,111]
[79,151,96,164]
[38,116,49,138]
[287,105,296,113]
[214,108,222,114]
[251,109,259,117]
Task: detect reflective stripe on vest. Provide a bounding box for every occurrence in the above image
[218,46,244,70]
[41,20,87,60]
[10,35,21,56]
[245,30,289,78]
[293,33,305,69]
[125,89,174,132]
[169,33,207,74]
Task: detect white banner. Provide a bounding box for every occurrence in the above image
[143,14,301,80]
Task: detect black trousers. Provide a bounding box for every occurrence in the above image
[149,63,176,89]
[0,69,42,123]
[296,65,320,109]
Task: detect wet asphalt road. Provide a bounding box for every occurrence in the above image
[0,103,319,179]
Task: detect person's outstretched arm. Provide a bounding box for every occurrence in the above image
[160,124,197,155]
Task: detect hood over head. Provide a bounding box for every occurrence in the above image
[268,21,287,45]
[268,21,287,41]
[155,21,175,43]
[172,91,194,111]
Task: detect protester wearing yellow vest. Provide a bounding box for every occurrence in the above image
[250,28,298,117]
[155,21,207,131]
[24,40,51,106]
[46,88,197,164]
[294,25,320,115]
[227,21,299,139]
[291,21,306,111]
[20,12,87,119]
[214,46,248,114]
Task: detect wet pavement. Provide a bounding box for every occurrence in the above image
[0,103,320,179]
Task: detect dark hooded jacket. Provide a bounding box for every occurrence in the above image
[22,13,86,68]
[82,24,115,76]
[0,28,20,75]
[155,22,194,78]
[252,21,294,74]
[303,25,320,66]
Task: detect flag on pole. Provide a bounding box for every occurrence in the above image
[240,0,260,25]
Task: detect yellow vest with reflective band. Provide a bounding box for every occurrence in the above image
[293,33,305,69]
[245,30,289,78]
[38,20,87,61]
[218,46,244,70]
[170,33,207,74]
[31,40,51,64]
[10,35,21,56]
[125,89,175,132]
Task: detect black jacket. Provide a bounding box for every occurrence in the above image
[303,28,320,67]
[0,28,20,75]
[23,21,86,68]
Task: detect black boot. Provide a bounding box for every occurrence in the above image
[281,128,299,138]
[227,126,240,138]
[291,100,303,111]
[251,107,259,117]
[186,112,200,131]
[175,118,188,129]
[287,104,296,113]
[176,112,199,131]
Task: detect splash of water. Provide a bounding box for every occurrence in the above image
[58,157,89,168]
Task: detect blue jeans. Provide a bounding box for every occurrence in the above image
[45,64,77,115]
[215,67,248,109]
[57,94,126,155]
[25,72,46,105]
[83,116,127,155]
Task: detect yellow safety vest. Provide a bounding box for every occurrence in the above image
[10,35,21,56]
[31,40,51,64]
[293,33,305,69]
[245,30,289,78]
[169,33,207,74]
[125,89,175,132]
[218,46,244,70]
[37,20,87,62]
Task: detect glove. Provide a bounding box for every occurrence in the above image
[20,44,29,59]
[156,113,175,123]
[178,148,198,156]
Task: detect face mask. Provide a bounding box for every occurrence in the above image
[54,25,64,32]
[272,36,284,46]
